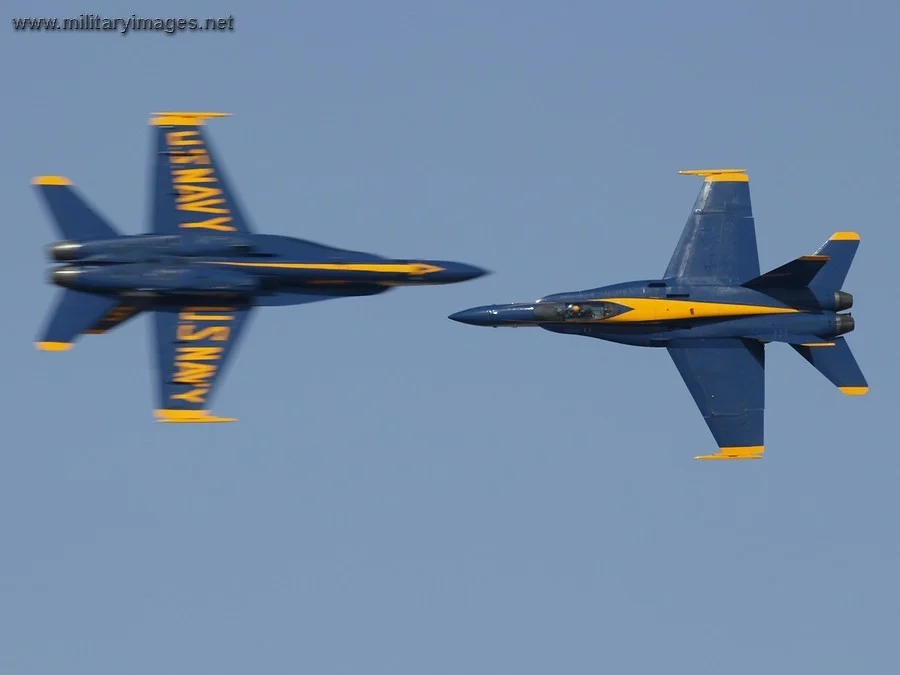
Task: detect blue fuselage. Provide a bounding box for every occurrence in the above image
[48,232,487,305]
[449,278,855,347]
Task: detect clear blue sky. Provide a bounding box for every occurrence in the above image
[3,1,898,673]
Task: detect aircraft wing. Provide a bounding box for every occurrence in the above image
[664,169,759,285]
[149,112,253,236]
[152,304,254,422]
[666,337,765,460]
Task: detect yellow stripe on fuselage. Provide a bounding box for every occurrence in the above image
[199,261,445,275]
[595,298,800,323]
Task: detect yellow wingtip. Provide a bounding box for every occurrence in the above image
[694,445,764,460]
[838,386,868,396]
[31,175,72,186]
[154,409,237,423]
[829,231,860,241]
[149,111,231,126]
[678,168,749,182]
[152,111,231,116]
[35,341,73,351]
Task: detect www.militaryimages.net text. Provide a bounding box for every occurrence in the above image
[12,14,235,35]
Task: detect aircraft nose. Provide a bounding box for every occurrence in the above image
[448,306,495,325]
[446,263,491,283]
[425,261,490,284]
[449,303,537,326]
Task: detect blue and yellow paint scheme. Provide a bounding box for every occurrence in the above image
[449,169,867,460]
[34,112,488,422]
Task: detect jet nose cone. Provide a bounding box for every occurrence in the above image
[448,305,496,326]
[449,302,537,327]
[468,264,491,280]
[450,263,491,283]
[427,261,490,284]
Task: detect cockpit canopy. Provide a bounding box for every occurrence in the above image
[533,300,625,322]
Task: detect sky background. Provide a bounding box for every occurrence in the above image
[2,1,899,673]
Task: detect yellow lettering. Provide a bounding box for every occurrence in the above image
[176,347,224,360]
[179,313,234,322]
[176,324,231,341]
[170,150,211,165]
[171,388,208,404]
[173,361,217,385]
[175,185,223,204]
[179,308,233,319]
[177,198,229,214]
[180,216,235,231]
[166,130,202,146]
[172,168,217,183]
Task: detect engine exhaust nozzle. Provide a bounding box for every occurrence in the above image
[48,241,83,262]
[834,291,854,311]
[835,313,855,336]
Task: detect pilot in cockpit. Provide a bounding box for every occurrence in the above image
[565,304,588,320]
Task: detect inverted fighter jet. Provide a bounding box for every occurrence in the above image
[35,112,488,423]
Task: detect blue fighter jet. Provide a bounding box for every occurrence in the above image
[35,111,488,423]
[449,169,867,460]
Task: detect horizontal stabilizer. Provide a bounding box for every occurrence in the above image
[742,255,828,289]
[791,337,868,395]
[31,177,120,241]
[84,303,143,335]
[35,290,121,351]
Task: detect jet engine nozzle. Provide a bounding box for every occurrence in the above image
[49,241,83,261]
[835,313,855,336]
[51,266,83,288]
[834,291,853,311]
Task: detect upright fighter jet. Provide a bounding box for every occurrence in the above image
[35,112,488,423]
[449,169,867,460]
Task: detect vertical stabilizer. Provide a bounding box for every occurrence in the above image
[809,232,860,293]
[32,176,121,241]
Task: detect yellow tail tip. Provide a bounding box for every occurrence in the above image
[829,231,860,241]
[695,445,764,460]
[32,175,72,186]
[35,341,73,351]
[838,386,868,396]
[154,409,236,423]
[678,168,749,183]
